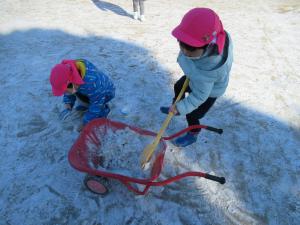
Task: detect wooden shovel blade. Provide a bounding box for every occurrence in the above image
[141,141,157,169]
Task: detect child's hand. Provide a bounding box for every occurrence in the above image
[65,104,72,110]
[59,108,72,120]
[169,106,179,115]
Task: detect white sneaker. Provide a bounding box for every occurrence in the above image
[133,12,138,20]
[140,15,145,21]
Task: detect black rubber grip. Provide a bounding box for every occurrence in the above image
[205,174,226,184]
[206,126,223,134]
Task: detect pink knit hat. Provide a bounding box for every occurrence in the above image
[49,60,84,96]
[172,8,226,54]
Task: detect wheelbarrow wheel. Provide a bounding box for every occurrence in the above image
[84,175,109,195]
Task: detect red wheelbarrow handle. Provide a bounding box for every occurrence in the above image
[122,172,225,195]
[163,124,223,140]
[148,171,226,186]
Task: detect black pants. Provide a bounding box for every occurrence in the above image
[173,76,217,132]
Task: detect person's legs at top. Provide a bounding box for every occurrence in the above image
[139,0,145,21]
[132,0,139,20]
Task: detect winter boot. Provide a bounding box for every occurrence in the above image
[160,106,169,115]
[133,11,138,20]
[140,15,145,21]
[173,131,199,147]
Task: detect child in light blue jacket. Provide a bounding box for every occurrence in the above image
[161,8,233,147]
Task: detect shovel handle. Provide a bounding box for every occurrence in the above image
[141,78,189,167]
[154,77,189,139]
[156,77,190,138]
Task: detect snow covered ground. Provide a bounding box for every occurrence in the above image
[0,0,299,224]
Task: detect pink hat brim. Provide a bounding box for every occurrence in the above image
[172,26,207,48]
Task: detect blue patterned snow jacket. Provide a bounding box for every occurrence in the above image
[63,59,115,124]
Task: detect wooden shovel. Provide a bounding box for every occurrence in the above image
[141,78,189,169]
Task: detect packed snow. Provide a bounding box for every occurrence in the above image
[86,127,159,178]
[0,0,299,225]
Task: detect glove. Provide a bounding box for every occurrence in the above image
[59,108,72,120]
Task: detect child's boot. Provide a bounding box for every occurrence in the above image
[173,131,199,147]
[160,106,169,114]
[133,11,138,20]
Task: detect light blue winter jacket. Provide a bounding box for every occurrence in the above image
[176,32,233,115]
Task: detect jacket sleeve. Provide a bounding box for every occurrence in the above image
[63,94,76,108]
[176,81,214,115]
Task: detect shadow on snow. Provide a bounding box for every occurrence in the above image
[0,28,299,225]
[91,0,132,18]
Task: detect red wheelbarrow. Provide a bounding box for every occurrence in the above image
[68,118,225,195]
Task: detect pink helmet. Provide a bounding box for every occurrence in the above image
[49,60,84,96]
[172,8,226,54]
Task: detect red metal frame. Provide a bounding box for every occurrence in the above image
[68,118,223,195]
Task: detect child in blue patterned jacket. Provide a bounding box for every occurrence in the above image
[49,59,115,131]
